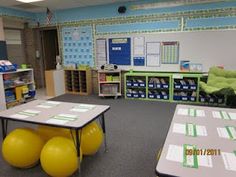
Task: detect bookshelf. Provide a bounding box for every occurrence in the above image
[64,68,92,95]
[98,70,121,97]
[0,69,35,110]
[124,71,202,103]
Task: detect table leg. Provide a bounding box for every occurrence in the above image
[75,129,81,175]
[100,114,108,152]
[1,119,8,140]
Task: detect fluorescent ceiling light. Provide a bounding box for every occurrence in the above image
[16,0,44,3]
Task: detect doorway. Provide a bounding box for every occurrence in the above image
[40,28,59,88]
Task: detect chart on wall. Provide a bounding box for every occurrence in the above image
[161,41,179,64]
[109,38,131,65]
[62,26,93,67]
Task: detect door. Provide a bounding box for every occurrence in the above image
[41,29,59,70]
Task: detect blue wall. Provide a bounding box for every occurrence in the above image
[0,6,35,20]
[34,1,236,25]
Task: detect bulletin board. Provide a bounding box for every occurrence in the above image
[108,38,131,65]
[62,26,93,67]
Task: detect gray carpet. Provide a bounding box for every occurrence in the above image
[0,94,176,177]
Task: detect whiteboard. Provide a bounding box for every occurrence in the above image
[96,30,236,72]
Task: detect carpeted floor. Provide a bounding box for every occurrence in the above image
[0,94,176,177]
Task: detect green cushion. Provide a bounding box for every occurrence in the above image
[200,67,236,95]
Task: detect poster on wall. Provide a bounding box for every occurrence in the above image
[161,41,179,64]
[146,42,160,67]
[109,38,131,65]
[62,26,93,67]
[96,39,107,68]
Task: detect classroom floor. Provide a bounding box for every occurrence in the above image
[0,93,176,177]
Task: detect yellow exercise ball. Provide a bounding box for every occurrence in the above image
[2,128,44,168]
[40,136,81,177]
[36,125,71,142]
[80,121,104,155]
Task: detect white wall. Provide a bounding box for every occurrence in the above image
[97,30,236,72]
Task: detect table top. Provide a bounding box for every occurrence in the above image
[0,100,110,129]
[156,104,236,177]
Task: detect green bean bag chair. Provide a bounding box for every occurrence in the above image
[200,67,236,95]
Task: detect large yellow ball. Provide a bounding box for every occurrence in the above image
[40,137,81,177]
[36,125,71,142]
[80,121,104,155]
[2,128,44,168]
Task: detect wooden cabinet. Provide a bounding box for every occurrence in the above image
[45,70,65,97]
[0,69,35,110]
[64,68,92,95]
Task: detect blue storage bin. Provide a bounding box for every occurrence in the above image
[126,81,132,87]
[148,94,155,99]
[133,93,139,98]
[173,95,181,100]
[139,93,146,98]
[209,97,215,103]
[190,85,197,90]
[148,83,154,88]
[174,84,181,89]
[156,83,161,88]
[133,82,139,87]
[182,85,189,90]
[200,97,206,102]
[29,90,36,98]
[138,82,146,87]
[162,84,169,89]
[156,94,162,99]
[181,96,188,101]
[190,96,196,102]
[126,93,133,98]
[163,95,169,100]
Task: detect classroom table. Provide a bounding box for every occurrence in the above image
[156,104,236,177]
[0,99,110,163]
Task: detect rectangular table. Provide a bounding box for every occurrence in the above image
[156,104,236,177]
[0,100,110,162]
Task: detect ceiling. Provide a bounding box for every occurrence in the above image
[0,0,227,13]
[0,0,137,12]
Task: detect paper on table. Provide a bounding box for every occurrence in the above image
[196,110,205,117]
[46,101,61,105]
[166,144,183,162]
[173,123,185,134]
[10,114,29,119]
[198,155,213,167]
[46,118,69,125]
[227,126,236,140]
[228,112,236,120]
[70,108,89,112]
[213,111,231,120]
[189,108,195,117]
[221,152,236,171]
[196,125,207,136]
[212,111,221,119]
[177,108,188,116]
[36,105,52,109]
[23,109,41,114]
[78,104,95,109]
[217,127,230,139]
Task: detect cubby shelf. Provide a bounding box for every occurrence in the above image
[64,68,92,95]
[124,71,203,103]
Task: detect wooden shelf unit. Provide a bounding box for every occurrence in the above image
[98,70,121,97]
[64,68,92,95]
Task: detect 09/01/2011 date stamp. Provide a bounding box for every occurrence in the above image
[185,149,221,156]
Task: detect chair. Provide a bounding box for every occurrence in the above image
[200,67,236,107]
